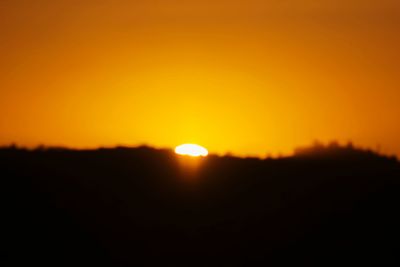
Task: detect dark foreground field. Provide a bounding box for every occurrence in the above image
[2,145,400,266]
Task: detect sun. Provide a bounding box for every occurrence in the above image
[175,144,208,157]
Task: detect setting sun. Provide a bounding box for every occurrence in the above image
[175,144,208,157]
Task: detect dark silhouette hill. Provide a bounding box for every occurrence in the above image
[2,144,399,266]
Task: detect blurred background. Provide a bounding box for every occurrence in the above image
[1,0,399,157]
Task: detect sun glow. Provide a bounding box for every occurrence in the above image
[175,144,208,157]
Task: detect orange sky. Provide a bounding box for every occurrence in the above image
[1,0,399,157]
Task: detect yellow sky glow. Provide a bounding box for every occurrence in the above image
[0,0,399,157]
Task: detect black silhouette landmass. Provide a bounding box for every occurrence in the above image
[2,143,399,266]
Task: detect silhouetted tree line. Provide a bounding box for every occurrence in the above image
[294,141,397,161]
[1,144,399,266]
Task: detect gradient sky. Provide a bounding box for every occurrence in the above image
[1,0,399,157]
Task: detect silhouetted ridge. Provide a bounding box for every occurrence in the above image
[2,145,399,266]
[293,141,397,162]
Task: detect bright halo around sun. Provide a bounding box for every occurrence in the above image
[175,144,208,157]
